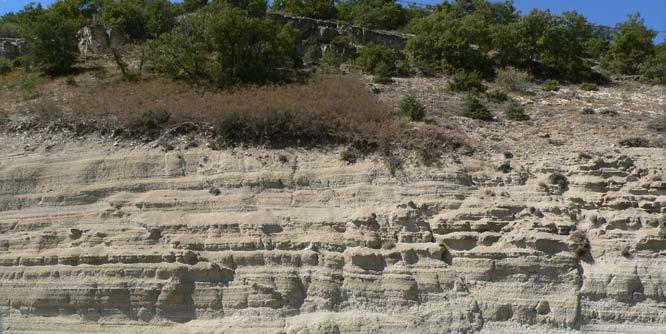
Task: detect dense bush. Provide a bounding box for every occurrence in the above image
[406,8,495,76]
[406,2,602,82]
[639,43,666,84]
[542,79,560,91]
[149,7,298,87]
[273,0,337,20]
[215,109,322,144]
[372,63,394,83]
[495,67,532,92]
[320,47,344,68]
[337,0,408,30]
[508,10,594,81]
[356,43,397,76]
[210,8,297,83]
[486,89,508,102]
[398,94,426,121]
[102,0,179,40]
[602,14,656,75]
[25,11,80,75]
[148,11,213,84]
[303,43,323,64]
[128,109,170,133]
[0,57,12,75]
[459,95,493,121]
[0,21,21,37]
[449,70,486,93]
[504,103,529,121]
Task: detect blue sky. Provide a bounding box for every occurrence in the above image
[1,0,664,41]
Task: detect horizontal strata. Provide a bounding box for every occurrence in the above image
[0,138,663,333]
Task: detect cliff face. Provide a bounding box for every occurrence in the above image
[0,130,663,333]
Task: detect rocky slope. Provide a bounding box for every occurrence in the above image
[0,73,665,333]
[0,126,663,333]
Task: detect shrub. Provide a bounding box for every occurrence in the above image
[542,79,560,91]
[272,0,337,20]
[356,43,397,77]
[372,62,394,84]
[24,11,79,75]
[459,95,493,121]
[209,187,221,196]
[548,173,569,192]
[0,57,12,75]
[504,103,529,121]
[320,47,344,68]
[449,70,487,93]
[618,137,652,148]
[128,109,170,133]
[303,43,322,64]
[495,67,532,92]
[398,94,426,121]
[19,73,42,95]
[12,56,26,70]
[214,109,335,145]
[486,89,508,102]
[579,82,598,91]
[340,148,360,164]
[569,230,591,257]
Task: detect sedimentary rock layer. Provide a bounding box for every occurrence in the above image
[0,135,663,333]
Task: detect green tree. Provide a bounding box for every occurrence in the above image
[602,14,657,74]
[337,0,407,30]
[148,10,214,84]
[210,7,297,84]
[50,0,104,23]
[639,43,665,84]
[493,9,594,81]
[0,3,46,37]
[272,0,337,20]
[149,6,297,87]
[25,10,80,74]
[406,9,495,76]
[0,21,21,38]
[102,0,178,40]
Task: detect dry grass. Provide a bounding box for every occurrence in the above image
[64,75,394,146]
[2,73,467,154]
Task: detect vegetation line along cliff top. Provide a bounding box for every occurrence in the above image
[0,1,664,334]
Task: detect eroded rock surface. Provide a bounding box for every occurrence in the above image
[0,132,663,333]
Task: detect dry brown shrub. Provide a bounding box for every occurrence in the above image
[11,74,467,156]
[64,75,392,143]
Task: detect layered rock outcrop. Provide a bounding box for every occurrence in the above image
[268,13,411,51]
[0,38,26,60]
[0,132,663,333]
